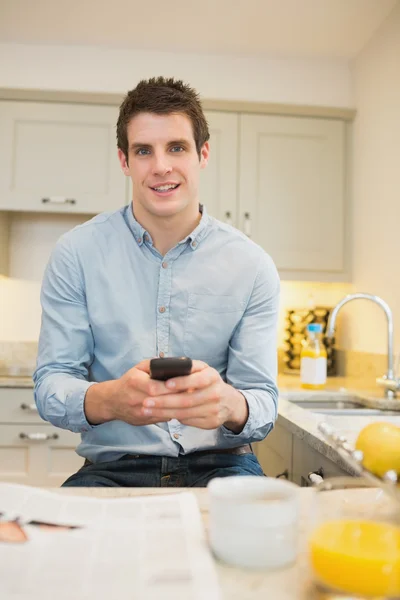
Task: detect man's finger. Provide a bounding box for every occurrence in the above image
[190,360,209,373]
[165,367,217,393]
[135,359,152,373]
[143,386,219,411]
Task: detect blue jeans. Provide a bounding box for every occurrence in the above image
[62,452,264,487]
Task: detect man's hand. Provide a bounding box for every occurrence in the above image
[140,360,249,432]
[84,359,173,426]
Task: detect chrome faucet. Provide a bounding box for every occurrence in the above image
[326,293,399,399]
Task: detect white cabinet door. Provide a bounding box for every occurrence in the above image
[0,101,128,214]
[199,111,238,224]
[253,422,293,479]
[0,424,82,486]
[291,436,349,486]
[239,114,346,278]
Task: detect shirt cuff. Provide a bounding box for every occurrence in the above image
[220,389,257,440]
[66,381,99,433]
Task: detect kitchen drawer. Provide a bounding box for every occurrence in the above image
[0,423,83,486]
[0,387,43,423]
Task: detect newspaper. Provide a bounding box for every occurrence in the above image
[0,483,221,600]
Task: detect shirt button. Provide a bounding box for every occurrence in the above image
[144,234,149,242]
[137,237,142,244]
[159,306,166,313]
[159,351,165,358]
[191,241,197,247]
[173,433,180,440]
[162,262,168,269]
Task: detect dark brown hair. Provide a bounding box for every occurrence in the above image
[117,76,210,162]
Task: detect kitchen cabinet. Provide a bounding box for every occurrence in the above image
[199,111,238,224]
[254,417,349,484]
[200,112,348,281]
[253,422,293,479]
[238,114,347,280]
[0,97,349,280]
[0,100,128,214]
[291,435,349,486]
[0,388,82,486]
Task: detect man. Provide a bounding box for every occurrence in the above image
[33,76,280,487]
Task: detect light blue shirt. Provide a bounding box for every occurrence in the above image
[33,204,280,463]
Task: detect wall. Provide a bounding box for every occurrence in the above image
[0,43,354,108]
[349,2,400,355]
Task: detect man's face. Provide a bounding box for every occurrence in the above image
[118,112,209,219]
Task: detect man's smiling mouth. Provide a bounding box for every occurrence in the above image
[150,183,181,194]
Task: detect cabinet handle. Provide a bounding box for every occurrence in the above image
[20,403,38,412]
[19,432,59,441]
[224,211,233,226]
[243,212,251,237]
[41,197,76,205]
[308,468,324,485]
[276,469,289,479]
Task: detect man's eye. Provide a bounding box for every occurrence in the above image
[136,148,150,156]
[170,146,184,153]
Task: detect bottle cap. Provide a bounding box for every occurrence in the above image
[307,323,323,333]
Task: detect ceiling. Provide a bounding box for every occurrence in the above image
[0,0,397,59]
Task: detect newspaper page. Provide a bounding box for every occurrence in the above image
[0,483,221,600]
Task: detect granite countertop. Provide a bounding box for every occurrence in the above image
[53,485,394,600]
[0,376,34,388]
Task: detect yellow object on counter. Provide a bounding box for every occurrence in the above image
[309,519,400,597]
[300,323,327,389]
[355,421,400,478]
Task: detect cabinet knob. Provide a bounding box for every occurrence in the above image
[20,403,38,412]
[308,468,324,485]
[41,197,76,205]
[224,211,232,226]
[243,212,251,237]
[19,432,59,442]
[276,469,289,479]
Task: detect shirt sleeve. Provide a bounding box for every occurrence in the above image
[33,235,97,433]
[220,250,280,443]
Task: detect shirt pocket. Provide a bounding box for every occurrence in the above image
[183,293,246,360]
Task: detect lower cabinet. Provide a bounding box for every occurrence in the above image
[253,422,293,479]
[291,436,349,486]
[0,388,83,486]
[253,417,349,485]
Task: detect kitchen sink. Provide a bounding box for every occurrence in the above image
[282,392,400,416]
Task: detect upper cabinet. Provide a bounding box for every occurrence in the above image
[0,96,350,281]
[0,101,128,214]
[199,111,238,225]
[238,115,346,279]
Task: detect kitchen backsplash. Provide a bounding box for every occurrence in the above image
[0,341,38,376]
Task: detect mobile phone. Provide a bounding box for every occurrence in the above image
[150,357,193,381]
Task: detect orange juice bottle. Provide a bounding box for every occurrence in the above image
[300,323,327,389]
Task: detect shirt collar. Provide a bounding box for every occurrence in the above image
[124,203,210,251]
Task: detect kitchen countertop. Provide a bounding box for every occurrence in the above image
[0,376,34,387]
[52,485,395,600]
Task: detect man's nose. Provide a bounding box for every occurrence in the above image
[152,152,172,176]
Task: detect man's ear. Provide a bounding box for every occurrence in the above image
[118,149,130,175]
[199,142,210,170]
